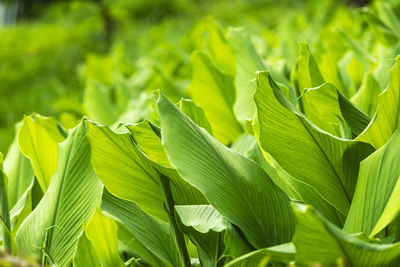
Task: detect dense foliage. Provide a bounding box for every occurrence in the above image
[2,0,400,266]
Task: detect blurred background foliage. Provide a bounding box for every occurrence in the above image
[0,0,398,153]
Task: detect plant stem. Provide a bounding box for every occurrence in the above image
[159,174,191,267]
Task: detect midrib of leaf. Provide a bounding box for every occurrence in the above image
[45,139,73,260]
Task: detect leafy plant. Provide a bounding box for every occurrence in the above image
[3,0,400,266]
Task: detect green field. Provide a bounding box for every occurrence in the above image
[2,0,400,266]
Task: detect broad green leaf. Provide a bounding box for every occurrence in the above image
[302,83,370,137]
[293,42,324,96]
[339,89,372,137]
[357,57,400,149]
[293,204,400,267]
[189,51,243,145]
[73,233,101,267]
[319,52,347,96]
[126,121,171,168]
[302,83,345,137]
[16,123,103,266]
[88,120,207,223]
[18,114,66,191]
[86,121,166,221]
[344,131,400,237]
[85,209,125,267]
[255,71,374,215]
[226,27,265,123]
[253,120,345,226]
[224,243,295,267]
[179,99,213,135]
[101,190,181,267]
[158,93,295,248]
[4,122,34,209]
[351,73,381,117]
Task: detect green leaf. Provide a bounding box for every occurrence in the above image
[158,93,294,248]
[255,71,374,215]
[293,42,324,96]
[176,205,225,234]
[344,131,400,237]
[9,179,41,236]
[231,134,295,199]
[189,51,243,145]
[88,120,207,223]
[73,233,101,267]
[250,126,344,225]
[18,114,66,192]
[226,27,265,123]
[117,222,166,267]
[4,122,34,209]
[351,72,381,117]
[124,121,171,168]
[101,190,181,267]
[176,205,225,267]
[302,83,370,137]
[357,57,400,149]
[85,209,125,267]
[16,122,103,266]
[125,121,208,206]
[339,90,372,137]
[84,80,119,126]
[206,17,236,76]
[86,121,166,221]
[222,223,254,260]
[0,152,12,253]
[302,83,347,137]
[179,99,213,135]
[293,204,400,267]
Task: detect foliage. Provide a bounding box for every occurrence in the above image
[3,0,400,266]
